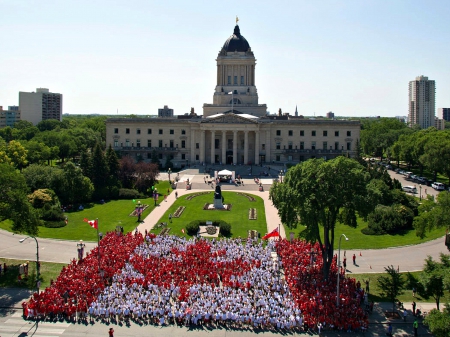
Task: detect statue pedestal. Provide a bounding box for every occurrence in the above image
[214,199,224,209]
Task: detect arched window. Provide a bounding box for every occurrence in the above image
[229,98,241,104]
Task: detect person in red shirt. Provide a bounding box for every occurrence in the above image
[108,327,114,337]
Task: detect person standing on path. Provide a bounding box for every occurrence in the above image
[109,327,114,337]
[413,318,418,337]
[352,253,356,265]
[343,257,347,270]
[412,301,416,316]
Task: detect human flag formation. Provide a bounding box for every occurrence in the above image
[262,227,280,240]
[83,218,98,229]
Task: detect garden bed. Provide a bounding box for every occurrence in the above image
[173,206,185,218]
[249,208,257,220]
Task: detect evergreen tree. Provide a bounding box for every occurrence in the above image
[79,148,93,180]
[91,142,108,200]
[150,149,160,168]
[106,145,120,198]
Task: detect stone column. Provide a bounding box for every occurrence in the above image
[255,130,260,165]
[221,131,226,165]
[190,129,196,163]
[200,130,205,164]
[244,130,249,165]
[210,130,215,165]
[265,129,271,163]
[233,131,238,165]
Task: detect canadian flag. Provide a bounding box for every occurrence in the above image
[83,218,98,229]
[262,227,280,240]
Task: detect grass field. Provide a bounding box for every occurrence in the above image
[351,271,448,308]
[151,191,267,239]
[0,181,172,241]
[284,218,445,250]
[0,258,65,290]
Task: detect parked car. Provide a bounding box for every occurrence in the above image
[432,182,445,191]
[402,186,417,194]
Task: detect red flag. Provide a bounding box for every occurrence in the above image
[262,227,279,240]
[181,229,185,234]
[83,218,98,229]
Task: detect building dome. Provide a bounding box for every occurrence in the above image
[222,25,251,52]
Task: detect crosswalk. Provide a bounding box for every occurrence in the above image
[0,311,70,337]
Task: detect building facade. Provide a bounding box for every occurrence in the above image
[19,88,63,125]
[408,76,435,129]
[0,106,21,128]
[438,108,450,122]
[106,25,360,167]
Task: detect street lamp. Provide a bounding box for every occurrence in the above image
[19,236,40,294]
[168,168,172,184]
[336,233,349,307]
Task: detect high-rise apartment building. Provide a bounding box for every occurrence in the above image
[408,76,435,129]
[19,88,62,125]
[438,108,450,122]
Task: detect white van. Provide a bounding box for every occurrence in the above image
[402,186,417,194]
[432,182,445,191]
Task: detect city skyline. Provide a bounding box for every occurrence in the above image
[1,0,450,117]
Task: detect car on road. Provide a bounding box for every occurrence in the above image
[402,186,417,194]
[432,182,445,191]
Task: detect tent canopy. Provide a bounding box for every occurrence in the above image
[218,169,233,176]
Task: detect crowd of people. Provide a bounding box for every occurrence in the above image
[23,233,368,333]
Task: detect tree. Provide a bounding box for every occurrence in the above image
[0,163,39,235]
[91,142,108,200]
[119,156,136,189]
[22,164,61,192]
[134,161,159,193]
[269,157,369,279]
[59,161,94,205]
[105,145,120,198]
[377,265,406,313]
[6,140,28,169]
[414,192,450,238]
[419,254,450,310]
[150,149,160,168]
[424,304,450,337]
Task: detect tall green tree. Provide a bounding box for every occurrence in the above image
[59,161,94,205]
[419,254,450,310]
[414,192,450,238]
[22,164,61,192]
[424,304,450,337]
[377,265,406,313]
[0,163,39,235]
[269,157,369,279]
[105,145,120,198]
[91,142,108,200]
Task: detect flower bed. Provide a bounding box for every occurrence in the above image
[185,192,211,200]
[248,208,257,220]
[237,192,256,202]
[173,206,185,218]
[129,204,149,216]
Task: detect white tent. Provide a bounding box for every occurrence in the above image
[218,169,233,176]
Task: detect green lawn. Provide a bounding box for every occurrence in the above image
[0,182,172,241]
[0,258,65,290]
[283,217,445,250]
[151,191,267,239]
[351,271,448,307]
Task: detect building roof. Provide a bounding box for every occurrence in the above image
[222,25,251,53]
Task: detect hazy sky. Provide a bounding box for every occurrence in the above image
[1,0,449,117]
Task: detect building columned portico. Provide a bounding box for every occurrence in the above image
[105,23,360,168]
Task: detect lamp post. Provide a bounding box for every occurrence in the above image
[279,170,284,183]
[168,168,172,184]
[19,236,40,294]
[336,233,349,307]
[228,91,234,112]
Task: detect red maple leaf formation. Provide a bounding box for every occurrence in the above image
[25,233,368,330]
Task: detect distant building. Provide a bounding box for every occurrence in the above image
[326,111,335,119]
[435,117,445,130]
[408,76,435,129]
[106,24,360,167]
[19,88,62,125]
[0,106,21,128]
[158,105,174,117]
[438,108,450,122]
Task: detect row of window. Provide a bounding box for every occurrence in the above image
[275,141,352,151]
[227,75,245,85]
[114,128,186,135]
[114,140,187,148]
[279,130,352,137]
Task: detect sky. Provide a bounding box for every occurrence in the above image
[1,0,450,117]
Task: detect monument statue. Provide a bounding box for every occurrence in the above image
[213,184,224,209]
